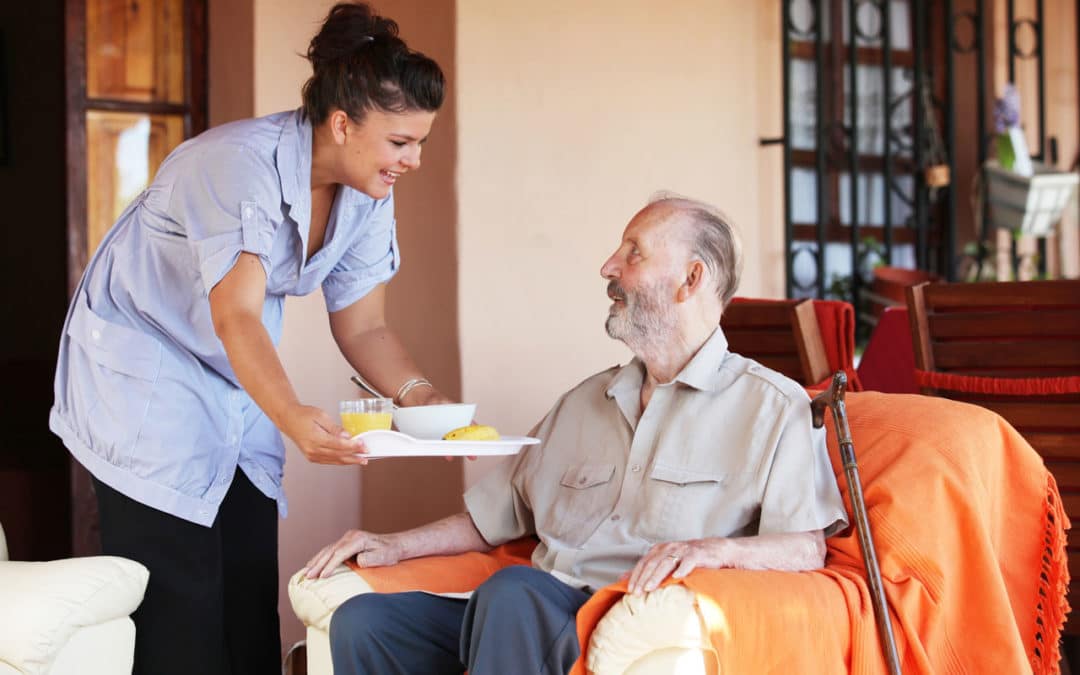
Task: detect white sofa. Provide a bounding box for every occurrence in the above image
[0,521,149,675]
[287,566,715,675]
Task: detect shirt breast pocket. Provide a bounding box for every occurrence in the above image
[65,293,162,466]
[538,463,617,549]
[640,463,745,543]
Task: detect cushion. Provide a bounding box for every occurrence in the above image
[587,585,713,675]
[49,618,135,675]
[288,567,374,632]
[0,556,148,674]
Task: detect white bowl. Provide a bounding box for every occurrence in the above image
[392,403,477,440]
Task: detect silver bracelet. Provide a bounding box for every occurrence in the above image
[394,377,433,406]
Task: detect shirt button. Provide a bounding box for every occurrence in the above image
[631,464,642,473]
[91,329,102,341]
[243,206,254,218]
[611,514,621,522]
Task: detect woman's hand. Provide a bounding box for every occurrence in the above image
[405,386,454,407]
[303,529,403,579]
[281,403,369,465]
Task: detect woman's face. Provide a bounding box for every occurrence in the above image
[338,108,437,200]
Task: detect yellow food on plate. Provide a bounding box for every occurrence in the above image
[443,424,500,441]
[341,412,393,436]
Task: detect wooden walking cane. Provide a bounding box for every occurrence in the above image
[811,372,902,675]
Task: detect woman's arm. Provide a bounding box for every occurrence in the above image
[209,252,365,464]
[328,284,453,406]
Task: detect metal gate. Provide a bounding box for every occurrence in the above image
[775,0,1054,331]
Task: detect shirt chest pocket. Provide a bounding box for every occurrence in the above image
[639,463,753,543]
[537,463,617,549]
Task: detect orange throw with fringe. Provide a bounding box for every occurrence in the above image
[348,392,1069,674]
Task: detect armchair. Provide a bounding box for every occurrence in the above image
[289,392,1066,674]
[0,521,149,675]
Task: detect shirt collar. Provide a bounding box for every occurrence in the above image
[674,326,729,392]
[276,109,312,231]
[604,326,730,400]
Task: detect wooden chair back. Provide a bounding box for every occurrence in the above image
[721,299,831,386]
[906,279,1080,631]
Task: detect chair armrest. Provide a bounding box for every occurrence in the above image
[0,556,148,673]
[288,566,375,632]
[587,585,711,675]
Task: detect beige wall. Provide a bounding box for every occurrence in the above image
[455,0,784,485]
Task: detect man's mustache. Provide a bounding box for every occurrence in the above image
[607,280,627,301]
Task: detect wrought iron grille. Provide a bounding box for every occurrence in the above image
[777,0,1053,330]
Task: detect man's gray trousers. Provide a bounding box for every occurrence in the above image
[329,565,592,674]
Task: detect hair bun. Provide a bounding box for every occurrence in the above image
[306,3,401,71]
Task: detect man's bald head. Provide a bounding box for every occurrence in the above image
[645,194,742,308]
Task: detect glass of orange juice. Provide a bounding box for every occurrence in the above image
[340,399,394,436]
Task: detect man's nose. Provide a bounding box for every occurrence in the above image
[600,255,619,279]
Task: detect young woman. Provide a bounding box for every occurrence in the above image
[49,3,448,672]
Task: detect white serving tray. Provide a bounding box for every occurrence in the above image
[354,429,539,459]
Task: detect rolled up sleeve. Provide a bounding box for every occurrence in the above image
[758,395,849,538]
[167,145,278,295]
[323,192,400,313]
[464,449,536,547]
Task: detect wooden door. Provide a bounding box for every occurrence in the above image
[65,0,206,555]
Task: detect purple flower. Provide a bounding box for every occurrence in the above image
[993,84,1021,133]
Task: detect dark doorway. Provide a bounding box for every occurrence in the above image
[0,0,72,561]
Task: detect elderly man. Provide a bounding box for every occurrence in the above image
[305,195,848,675]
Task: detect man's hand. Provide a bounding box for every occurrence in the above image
[303,529,403,579]
[627,530,828,594]
[281,404,368,465]
[627,540,711,595]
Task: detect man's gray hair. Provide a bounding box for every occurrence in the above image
[649,192,743,307]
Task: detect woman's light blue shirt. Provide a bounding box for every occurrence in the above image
[50,109,399,526]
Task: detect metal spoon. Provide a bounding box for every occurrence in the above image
[350,374,397,407]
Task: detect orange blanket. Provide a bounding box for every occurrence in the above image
[348,392,1069,674]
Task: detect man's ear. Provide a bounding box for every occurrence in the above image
[677,260,706,302]
[329,110,349,145]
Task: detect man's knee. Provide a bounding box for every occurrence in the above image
[474,565,551,606]
[329,593,390,647]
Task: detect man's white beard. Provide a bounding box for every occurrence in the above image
[605,280,678,353]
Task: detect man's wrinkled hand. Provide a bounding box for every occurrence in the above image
[302,529,403,579]
[627,539,714,595]
[282,404,368,465]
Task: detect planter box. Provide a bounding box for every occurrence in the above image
[985,160,1079,237]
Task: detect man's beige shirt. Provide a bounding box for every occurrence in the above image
[464,328,848,590]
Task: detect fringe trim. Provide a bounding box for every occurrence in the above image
[1032,472,1071,674]
[914,370,1080,397]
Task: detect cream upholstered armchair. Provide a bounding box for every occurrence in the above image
[288,566,712,675]
[0,521,149,675]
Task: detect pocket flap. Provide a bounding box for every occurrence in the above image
[67,292,162,381]
[560,463,616,490]
[649,462,727,486]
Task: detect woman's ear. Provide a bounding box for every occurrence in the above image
[677,260,705,302]
[329,110,350,145]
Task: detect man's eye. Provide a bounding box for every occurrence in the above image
[391,140,406,147]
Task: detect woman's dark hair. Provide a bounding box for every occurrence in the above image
[302,2,445,126]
